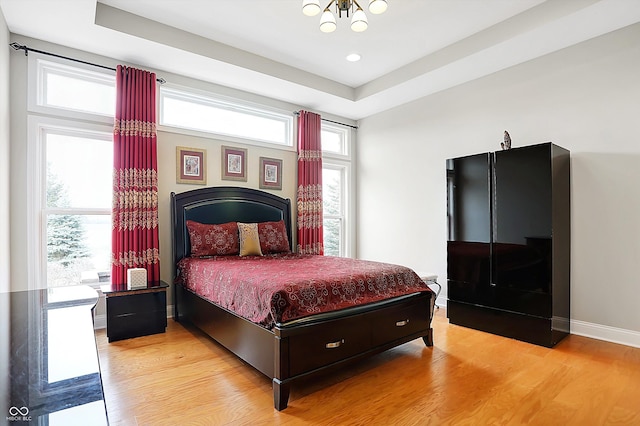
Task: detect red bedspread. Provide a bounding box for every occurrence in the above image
[177,254,432,328]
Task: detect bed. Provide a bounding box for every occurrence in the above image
[171,186,435,410]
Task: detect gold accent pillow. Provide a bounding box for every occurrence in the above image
[238,222,263,257]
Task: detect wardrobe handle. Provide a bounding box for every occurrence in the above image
[326,339,344,349]
[396,319,410,327]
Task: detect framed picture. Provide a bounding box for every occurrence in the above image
[221,146,247,182]
[259,157,282,190]
[176,146,206,185]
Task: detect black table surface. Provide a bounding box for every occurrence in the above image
[1,285,108,425]
[100,280,169,295]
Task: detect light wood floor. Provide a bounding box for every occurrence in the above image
[96,308,640,425]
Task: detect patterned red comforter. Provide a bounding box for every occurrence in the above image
[176,254,432,328]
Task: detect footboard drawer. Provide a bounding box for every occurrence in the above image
[370,297,431,347]
[288,315,370,376]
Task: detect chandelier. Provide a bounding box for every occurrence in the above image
[302,0,388,33]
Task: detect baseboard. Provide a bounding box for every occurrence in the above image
[571,319,640,349]
[94,313,106,330]
[93,304,175,330]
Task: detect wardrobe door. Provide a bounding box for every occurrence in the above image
[446,153,492,306]
[492,143,552,317]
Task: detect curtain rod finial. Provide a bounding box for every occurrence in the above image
[9,42,28,56]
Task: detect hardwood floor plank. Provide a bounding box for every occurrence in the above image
[96,309,640,425]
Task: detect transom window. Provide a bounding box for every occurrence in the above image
[29,55,115,120]
[159,86,294,147]
[321,122,349,156]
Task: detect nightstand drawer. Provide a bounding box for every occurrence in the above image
[108,291,165,316]
[105,286,168,342]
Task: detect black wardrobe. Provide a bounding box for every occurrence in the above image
[446,142,570,347]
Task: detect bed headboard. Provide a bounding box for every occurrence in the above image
[170,186,293,275]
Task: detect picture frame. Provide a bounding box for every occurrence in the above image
[221,145,247,182]
[259,157,282,190]
[176,146,206,185]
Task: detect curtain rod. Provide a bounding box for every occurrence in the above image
[293,111,358,130]
[9,42,167,84]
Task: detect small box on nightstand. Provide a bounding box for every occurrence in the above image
[127,268,148,290]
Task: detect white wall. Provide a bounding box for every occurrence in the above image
[357,23,640,345]
[0,3,10,292]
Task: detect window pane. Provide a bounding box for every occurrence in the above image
[47,214,111,287]
[46,133,112,209]
[324,218,341,257]
[45,71,115,116]
[322,129,342,154]
[323,168,342,216]
[161,91,291,145]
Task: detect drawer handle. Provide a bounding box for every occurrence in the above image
[326,339,344,349]
[396,319,410,327]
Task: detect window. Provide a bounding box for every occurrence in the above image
[28,54,115,289]
[159,86,294,147]
[321,122,348,156]
[322,165,346,256]
[29,55,115,122]
[322,123,353,257]
[43,126,113,287]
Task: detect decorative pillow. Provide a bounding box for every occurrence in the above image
[238,222,263,256]
[186,220,239,257]
[258,220,290,254]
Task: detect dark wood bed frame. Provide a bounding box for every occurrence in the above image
[171,186,435,410]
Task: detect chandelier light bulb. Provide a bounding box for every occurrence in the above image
[310,0,386,33]
[351,7,368,32]
[319,9,337,33]
[368,0,388,15]
[302,0,321,17]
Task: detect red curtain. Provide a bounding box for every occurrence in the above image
[111,65,160,286]
[297,111,324,255]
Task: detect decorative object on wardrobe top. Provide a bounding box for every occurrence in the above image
[302,0,388,33]
[502,130,512,150]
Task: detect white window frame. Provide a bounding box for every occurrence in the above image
[322,123,355,258]
[321,121,350,157]
[27,53,115,124]
[159,85,295,150]
[27,117,113,290]
[323,162,349,257]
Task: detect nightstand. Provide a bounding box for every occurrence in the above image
[101,281,169,342]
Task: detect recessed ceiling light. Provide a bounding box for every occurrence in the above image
[346,53,361,62]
